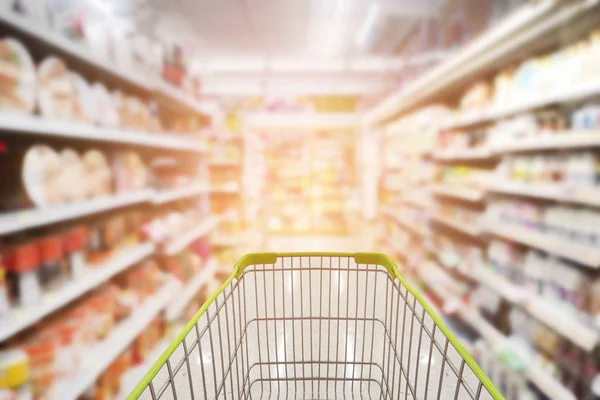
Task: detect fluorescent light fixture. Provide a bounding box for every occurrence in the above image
[356,3,381,50]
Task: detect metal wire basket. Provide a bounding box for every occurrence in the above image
[127,252,503,400]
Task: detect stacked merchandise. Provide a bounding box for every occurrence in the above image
[241,130,267,254]
[266,129,355,235]
[208,134,247,268]
[373,5,600,400]
[266,132,312,233]
[0,6,223,399]
[309,130,355,234]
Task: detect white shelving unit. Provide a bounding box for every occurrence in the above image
[163,216,220,255]
[486,179,600,208]
[165,258,219,321]
[484,221,600,268]
[458,307,578,400]
[431,184,485,202]
[443,80,600,130]
[433,148,493,162]
[0,113,206,153]
[0,9,150,90]
[0,242,155,342]
[491,131,600,153]
[367,1,600,398]
[0,9,210,116]
[429,213,481,237]
[52,279,181,400]
[381,206,429,237]
[0,189,153,236]
[153,184,211,205]
[476,268,598,351]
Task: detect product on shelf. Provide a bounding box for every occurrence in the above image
[37,56,77,120]
[70,72,96,122]
[5,242,42,308]
[438,165,490,187]
[0,37,36,114]
[90,83,119,127]
[83,149,112,197]
[460,81,492,112]
[0,145,149,212]
[496,151,600,187]
[487,198,600,249]
[111,152,148,193]
[487,239,596,322]
[435,202,481,226]
[437,127,488,152]
[433,234,484,274]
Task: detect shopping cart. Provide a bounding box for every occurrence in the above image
[127,253,503,400]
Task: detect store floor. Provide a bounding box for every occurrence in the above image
[136,234,482,400]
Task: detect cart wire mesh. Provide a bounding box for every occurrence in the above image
[127,252,503,400]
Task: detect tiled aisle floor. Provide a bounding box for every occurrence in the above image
[132,235,492,400]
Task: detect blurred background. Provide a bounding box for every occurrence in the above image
[0,0,599,399]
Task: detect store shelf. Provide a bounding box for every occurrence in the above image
[458,307,577,400]
[486,179,600,207]
[53,278,180,400]
[491,131,600,153]
[0,242,155,342]
[210,182,240,194]
[155,80,207,115]
[0,9,151,91]
[0,189,153,236]
[476,268,598,351]
[431,184,485,202]
[365,0,597,124]
[118,338,170,399]
[0,113,206,153]
[484,220,600,268]
[163,216,220,255]
[429,213,481,237]
[153,184,210,205]
[165,258,219,321]
[444,80,600,130]
[381,206,429,237]
[433,148,493,161]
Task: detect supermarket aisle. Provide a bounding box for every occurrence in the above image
[138,234,483,400]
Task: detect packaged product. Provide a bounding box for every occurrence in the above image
[70,72,96,122]
[82,149,111,198]
[64,225,87,279]
[45,317,82,378]
[112,152,148,193]
[37,57,77,120]
[57,148,88,202]
[0,144,64,210]
[5,243,41,307]
[0,38,36,114]
[38,235,65,290]
[90,83,118,127]
[15,332,60,397]
[86,288,117,339]
[0,349,28,389]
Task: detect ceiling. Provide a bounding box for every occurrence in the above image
[139,0,442,58]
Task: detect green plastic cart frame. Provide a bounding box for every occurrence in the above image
[128,252,503,400]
